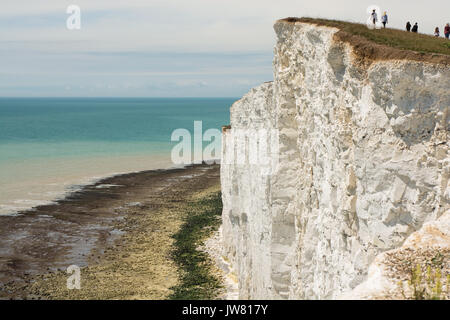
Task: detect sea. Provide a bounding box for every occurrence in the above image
[0,97,232,215]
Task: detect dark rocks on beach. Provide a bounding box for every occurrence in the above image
[0,163,220,299]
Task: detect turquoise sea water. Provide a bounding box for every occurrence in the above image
[0,98,232,214]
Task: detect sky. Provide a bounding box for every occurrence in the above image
[1,1,448,97]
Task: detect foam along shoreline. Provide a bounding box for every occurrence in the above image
[0,153,176,216]
[0,163,221,299]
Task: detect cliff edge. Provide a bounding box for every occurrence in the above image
[220,18,449,299]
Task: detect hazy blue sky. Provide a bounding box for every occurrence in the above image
[1,1,448,97]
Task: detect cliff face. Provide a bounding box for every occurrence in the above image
[221,20,450,299]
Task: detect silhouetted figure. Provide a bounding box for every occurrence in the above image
[445,23,450,39]
[434,27,440,37]
[381,12,388,28]
[406,21,411,32]
[412,23,418,33]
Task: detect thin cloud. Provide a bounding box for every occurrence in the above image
[1,1,448,97]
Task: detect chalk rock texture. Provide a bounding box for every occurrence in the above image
[221,20,449,299]
[339,210,450,300]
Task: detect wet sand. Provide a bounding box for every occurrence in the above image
[0,163,220,299]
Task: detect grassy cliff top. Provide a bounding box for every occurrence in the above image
[280,17,450,65]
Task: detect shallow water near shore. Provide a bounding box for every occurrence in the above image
[0,97,231,215]
[0,152,174,215]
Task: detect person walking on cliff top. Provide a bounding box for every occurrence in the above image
[412,22,419,33]
[381,12,388,28]
[445,23,450,39]
[406,21,412,32]
[434,27,440,37]
[371,9,378,26]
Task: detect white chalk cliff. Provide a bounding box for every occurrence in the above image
[220,19,449,299]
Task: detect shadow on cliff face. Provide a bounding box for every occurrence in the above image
[369,63,449,146]
[328,45,347,82]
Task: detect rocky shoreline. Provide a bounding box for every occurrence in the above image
[0,163,222,299]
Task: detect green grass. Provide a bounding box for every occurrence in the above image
[292,18,450,56]
[400,263,449,300]
[169,191,223,300]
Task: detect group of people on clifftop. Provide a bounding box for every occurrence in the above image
[405,22,450,39]
[405,21,418,33]
[370,9,450,39]
[370,10,389,28]
[432,23,450,38]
